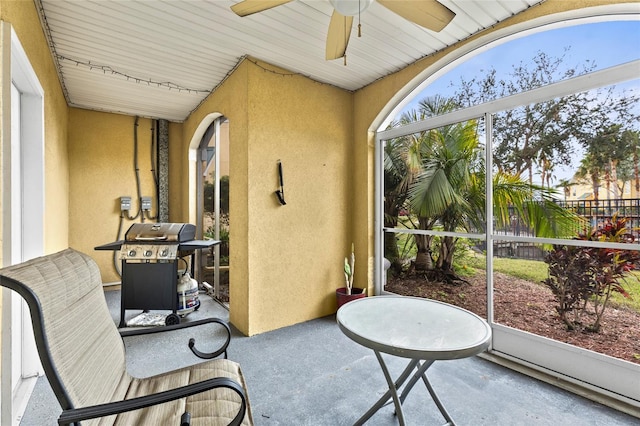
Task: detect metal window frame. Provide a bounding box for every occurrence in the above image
[375,58,640,296]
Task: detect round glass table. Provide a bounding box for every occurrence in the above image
[337,295,492,425]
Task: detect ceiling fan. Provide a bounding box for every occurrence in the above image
[230,0,455,62]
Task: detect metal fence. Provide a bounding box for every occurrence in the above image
[490,198,640,261]
[558,198,640,232]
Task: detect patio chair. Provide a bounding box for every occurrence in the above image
[0,248,252,425]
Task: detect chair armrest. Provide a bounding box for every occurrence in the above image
[119,318,231,359]
[57,377,247,426]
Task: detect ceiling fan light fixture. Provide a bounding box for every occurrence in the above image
[329,0,373,16]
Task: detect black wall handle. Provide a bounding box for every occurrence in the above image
[275,160,286,205]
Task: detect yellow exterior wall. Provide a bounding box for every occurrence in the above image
[66,109,184,284]
[0,0,69,384]
[67,109,165,283]
[0,0,69,256]
[184,59,352,335]
[245,60,352,335]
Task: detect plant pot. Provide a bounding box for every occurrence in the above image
[336,287,366,309]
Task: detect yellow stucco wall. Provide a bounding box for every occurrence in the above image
[184,59,353,335]
[175,0,640,336]
[246,60,353,335]
[0,0,69,376]
[67,109,164,283]
[0,0,69,256]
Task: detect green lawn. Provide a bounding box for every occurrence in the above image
[389,231,640,313]
[465,253,640,313]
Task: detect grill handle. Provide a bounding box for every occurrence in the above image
[135,236,168,241]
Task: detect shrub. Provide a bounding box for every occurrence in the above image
[543,215,639,332]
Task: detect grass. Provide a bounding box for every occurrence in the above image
[389,232,640,313]
[466,255,547,283]
[464,253,640,313]
[620,271,640,312]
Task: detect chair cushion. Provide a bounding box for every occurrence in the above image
[102,359,253,425]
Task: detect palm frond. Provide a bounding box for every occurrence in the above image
[409,167,467,218]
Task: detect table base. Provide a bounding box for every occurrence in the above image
[353,351,455,426]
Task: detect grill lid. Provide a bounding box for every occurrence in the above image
[125,223,196,243]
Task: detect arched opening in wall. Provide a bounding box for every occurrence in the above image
[196,117,231,307]
[377,16,640,407]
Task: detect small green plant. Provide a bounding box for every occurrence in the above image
[344,243,355,295]
[543,215,640,332]
[204,225,229,242]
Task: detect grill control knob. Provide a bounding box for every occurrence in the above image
[160,248,169,257]
[144,250,153,257]
[128,249,137,257]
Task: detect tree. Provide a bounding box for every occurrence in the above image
[383,138,410,268]
[407,113,481,273]
[453,50,592,185]
[556,178,573,202]
[388,96,582,281]
[409,138,580,277]
[593,125,628,198]
[384,96,461,270]
[452,49,640,189]
[577,125,637,200]
[204,175,230,214]
[575,150,606,201]
[624,130,640,195]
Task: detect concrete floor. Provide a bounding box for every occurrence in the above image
[20,290,640,425]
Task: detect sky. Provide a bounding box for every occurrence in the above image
[396,19,640,184]
[401,20,640,110]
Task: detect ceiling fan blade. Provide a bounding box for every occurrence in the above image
[377,0,455,32]
[231,0,294,17]
[326,11,354,60]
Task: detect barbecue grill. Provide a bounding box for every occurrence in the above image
[95,223,218,327]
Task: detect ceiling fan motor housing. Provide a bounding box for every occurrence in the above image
[329,0,373,16]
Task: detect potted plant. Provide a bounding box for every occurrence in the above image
[336,243,366,309]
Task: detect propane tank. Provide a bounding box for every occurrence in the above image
[177,271,199,316]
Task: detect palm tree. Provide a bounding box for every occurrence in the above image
[384,96,460,269]
[575,153,604,201]
[556,178,573,202]
[408,115,480,272]
[626,130,640,195]
[383,138,410,267]
[391,96,582,279]
[388,97,463,271]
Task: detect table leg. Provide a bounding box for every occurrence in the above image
[398,359,435,405]
[398,360,456,426]
[354,356,457,426]
[420,368,456,426]
[353,353,419,426]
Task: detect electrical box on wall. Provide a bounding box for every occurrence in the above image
[120,196,131,211]
[141,196,152,211]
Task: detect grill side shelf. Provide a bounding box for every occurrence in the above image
[94,239,220,252]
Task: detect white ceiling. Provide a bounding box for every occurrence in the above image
[35,0,544,122]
